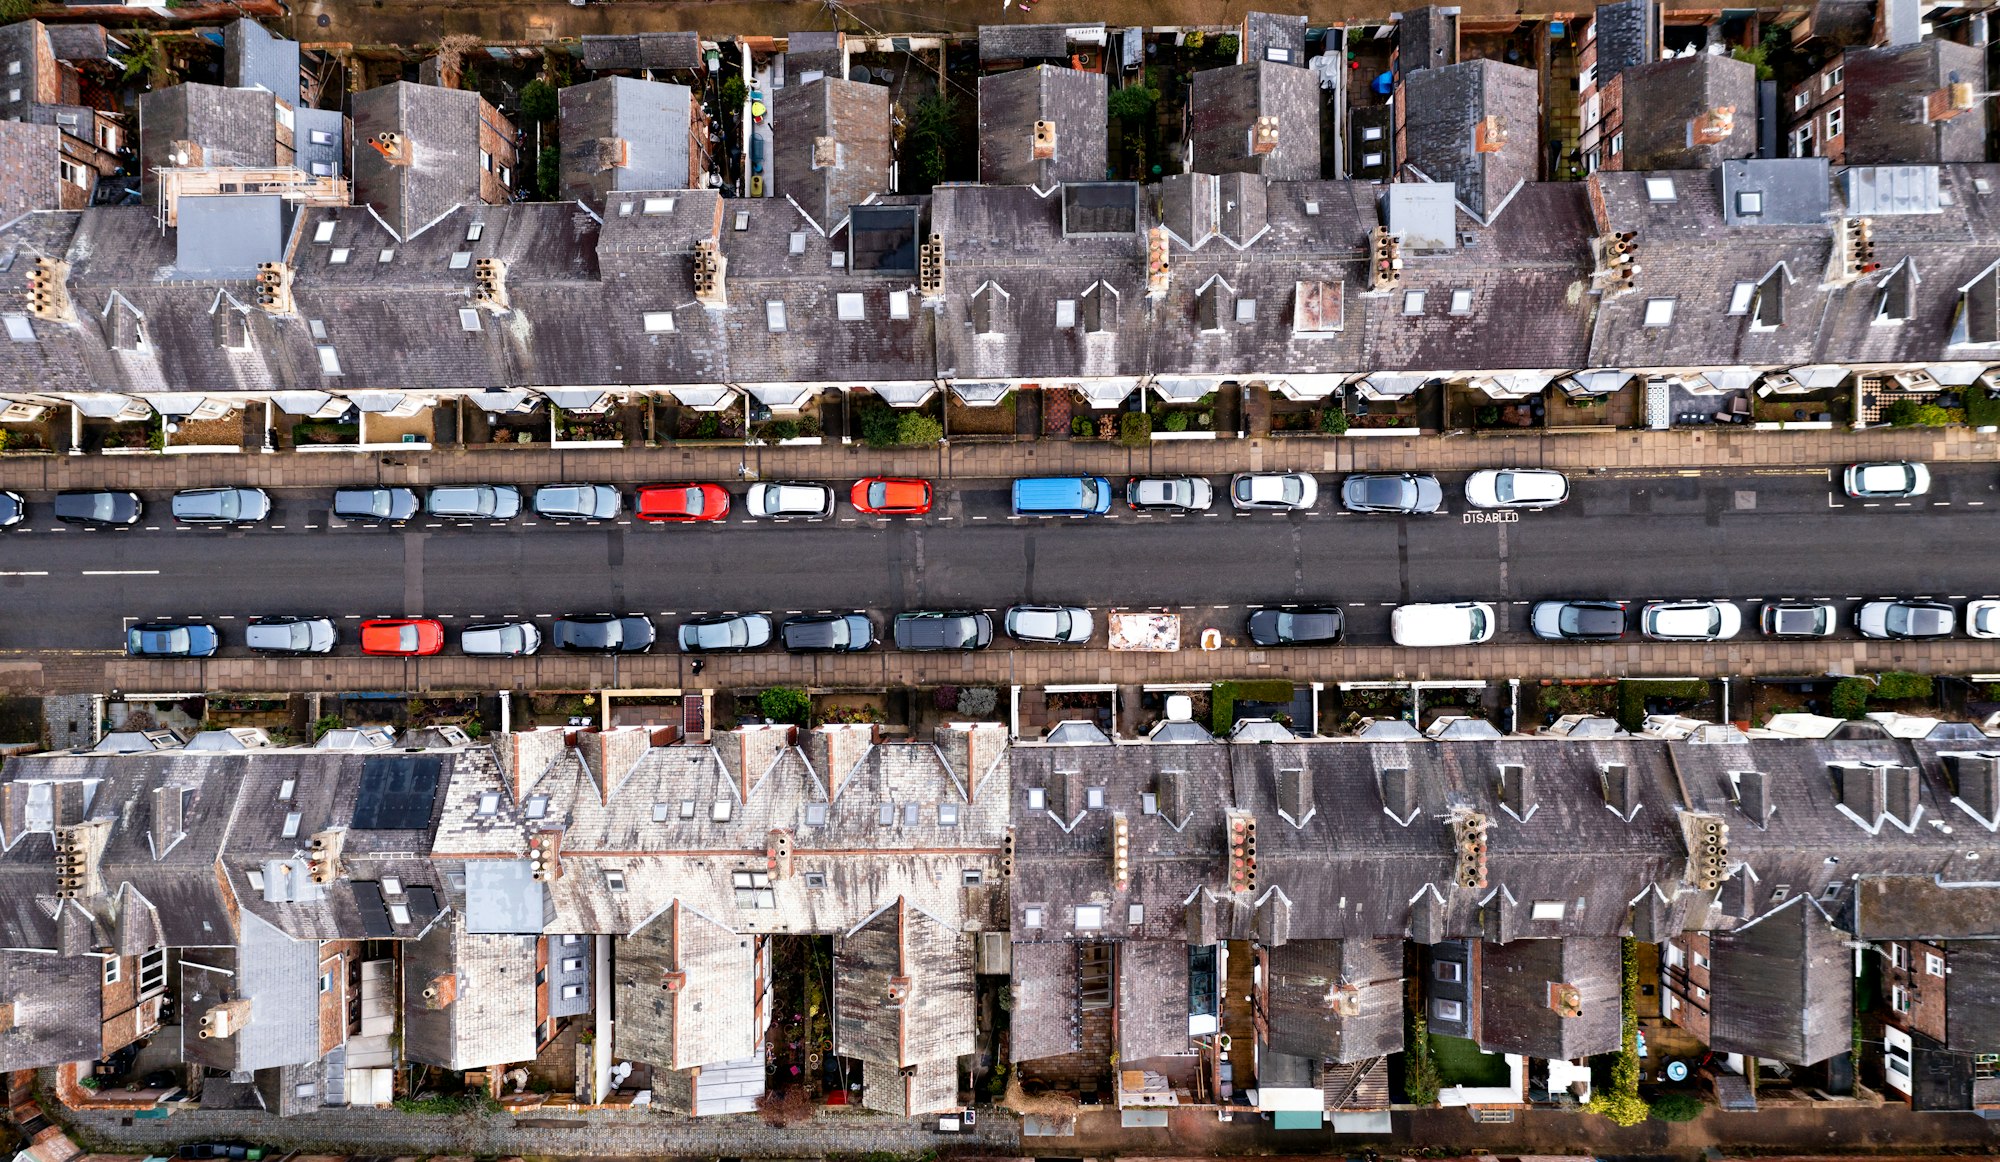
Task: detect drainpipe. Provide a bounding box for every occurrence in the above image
[260,399,274,453]
[498,689,512,734]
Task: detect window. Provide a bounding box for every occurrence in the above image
[734,210,750,231]
[804,871,827,889]
[1736,191,1763,216]
[327,248,351,265]
[1362,151,1384,168]
[890,290,911,320]
[466,222,484,242]
[830,252,845,268]
[1728,281,1756,315]
[1693,950,1709,970]
[525,795,549,819]
[1086,787,1105,809]
[1826,65,1842,88]
[710,800,731,822]
[879,803,895,826]
[139,948,166,993]
[1055,299,1077,327]
[1794,90,1811,111]
[1822,882,1842,899]
[642,197,675,214]
[282,812,302,838]
[310,162,335,177]
[1075,904,1104,929]
[449,251,474,271]
[382,877,402,896]
[314,220,336,243]
[732,870,775,909]
[766,301,787,332]
[836,292,865,321]
[938,803,959,825]
[4,61,15,75]
[1825,107,1843,139]
[102,956,120,986]
[562,984,585,1000]
[678,799,695,819]
[1892,983,1912,1013]
[652,802,671,822]
[1,314,31,343]
[1609,131,1623,157]
[562,934,583,945]
[1432,998,1463,1021]
[562,957,585,972]
[1927,953,1945,977]
[477,792,500,815]
[643,311,676,333]
[388,903,411,925]
[58,160,85,188]
[1892,943,1909,969]
[1141,792,1158,815]
[1645,176,1677,203]
[1643,298,1676,328]
[805,802,828,826]
[903,803,919,826]
[1027,788,1046,810]
[788,231,807,255]
[1433,959,1463,983]
[1024,906,1044,928]
[278,778,296,801]
[1531,900,1566,921]
[1449,288,1473,315]
[310,129,334,145]
[458,308,483,332]
[1771,884,1790,902]
[605,869,627,892]
[962,869,983,886]
[1579,63,1596,90]
[1402,289,1426,315]
[1128,903,1144,925]
[378,248,394,263]
[1790,124,1815,157]
[1234,298,1256,323]
[320,971,336,994]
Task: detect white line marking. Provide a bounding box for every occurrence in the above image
[0,570,47,576]
[81,569,159,576]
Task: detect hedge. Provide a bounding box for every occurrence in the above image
[1617,679,1710,731]
[1873,671,1933,701]
[1584,937,1649,1126]
[1830,677,1871,719]
[1966,387,2000,429]
[1403,1009,1441,1106]
[1118,412,1152,447]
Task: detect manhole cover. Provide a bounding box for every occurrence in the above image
[1734,490,1756,510]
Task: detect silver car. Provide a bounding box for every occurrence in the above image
[460,621,542,656]
[172,486,271,525]
[1126,477,1214,512]
[1855,600,1954,640]
[427,485,521,520]
[746,482,835,519]
[244,616,336,655]
[679,613,774,653]
[1004,605,1095,645]
[532,484,622,522]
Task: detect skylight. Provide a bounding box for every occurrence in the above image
[1645,176,1677,203]
[1728,281,1756,315]
[329,248,350,265]
[2,314,33,343]
[1055,299,1077,327]
[449,251,472,270]
[836,292,865,321]
[643,311,675,333]
[766,301,787,332]
[313,220,335,243]
[890,291,911,320]
[1449,289,1473,315]
[1403,290,1426,315]
[458,308,482,332]
[1643,298,1676,328]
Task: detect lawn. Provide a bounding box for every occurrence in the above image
[1430,1033,1511,1087]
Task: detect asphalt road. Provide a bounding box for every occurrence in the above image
[4,465,1998,655]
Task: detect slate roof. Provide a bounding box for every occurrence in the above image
[977,24,1093,62]
[0,946,102,1070]
[1263,938,1404,1062]
[1842,40,1988,168]
[1616,54,1758,172]
[1190,61,1321,181]
[223,19,300,110]
[836,898,976,1114]
[978,66,1106,187]
[1008,941,1083,1061]
[559,77,696,208]
[1396,6,1455,75]
[137,83,279,197]
[613,902,757,1071]
[402,913,539,1070]
[1707,895,1852,1065]
[1945,940,2000,1051]
[0,120,62,213]
[1589,0,1652,84]
[350,82,499,240]
[771,78,892,233]
[581,32,703,72]
[1401,59,1540,220]
[1118,939,1190,1059]
[179,910,321,1073]
[1478,935,1623,1060]
[1243,12,1308,65]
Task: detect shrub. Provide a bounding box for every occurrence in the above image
[1585,938,1649,1126]
[518,79,558,122]
[1072,416,1096,439]
[1119,412,1152,447]
[760,419,799,442]
[1210,682,1235,735]
[1966,387,2000,429]
[1829,677,1872,719]
[759,686,811,725]
[1649,1090,1705,1122]
[312,714,344,741]
[720,75,748,113]
[797,413,824,437]
[1107,85,1159,121]
[860,404,941,448]
[1213,33,1239,56]
[1404,1010,1441,1106]
[1730,42,1773,81]
[1617,678,1710,731]
[1183,29,1206,49]
[1476,405,1501,426]
[957,687,999,717]
[536,145,560,198]
[1161,411,1190,432]
[1885,398,1955,428]
[1318,408,1349,435]
[1873,670,1934,701]
[932,684,961,711]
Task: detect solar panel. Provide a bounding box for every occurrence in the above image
[351,756,442,829]
[847,205,920,272]
[351,880,394,938]
[406,884,440,923]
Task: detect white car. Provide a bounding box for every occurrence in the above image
[1004,605,1095,644]
[1640,601,1743,641]
[1843,461,1930,499]
[460,621,542,657]
[1969,600,2000,639]
[746,481,835,519]
[1230,472,1318,511]
[1391,602,1496,647]
[1464,469,1569,509]
[1855,600,1954,640]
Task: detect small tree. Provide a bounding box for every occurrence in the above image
[1107,85,1159,121]
[1318,407,1350,435]
[759,686,811,725]
[536,145,560,199]
[720,75,749,113]
[1830,677,1871,719]
[519,79,559,123]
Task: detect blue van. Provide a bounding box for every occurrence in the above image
[1012,476,1113,516]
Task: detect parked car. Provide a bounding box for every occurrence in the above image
[678,612,773,653]
[1390,602,1495,647]
[55,489,141,526]
[552,614,656,653]
[1246,606,1345,646]
[1529,600,1627,641]
[126,621,219,658]
[1004,605,1095,645]
[779,613,876,653]
[1013,476,1112,516]
[1855,599,1955,640]
[1968,600,2000,640]
[359,618,444,656]
[426,484,521,520]
[1341,473,1443,515]
[460,621,543,657]
[172,486,270,525]
[243,616,336,655]
[746,481,835,519]
[332,486,418,524]
[532,483,622,522]
[1230,472,1317,511]
[850,477,934,515]
[1464,469,1569,509]
[0,489,22,527]
[635,482,731,522]
[1640,601,1743,641]
[1760,602,1837,638]
[1843,461,1931,499]
[176,1144,262,1161]
[894,610,993,651]
[1126,476,1214,512]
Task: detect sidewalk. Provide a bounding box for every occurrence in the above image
[0,425,1990,495]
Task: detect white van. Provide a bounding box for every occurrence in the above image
[1391,602,1497,647]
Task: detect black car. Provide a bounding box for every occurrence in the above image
[332,486,419,524]
[779,613,876,653]
[55,489,142,526]
[1529,600,1629,642]
[1246,606,1345,646]
[1339,473,1443,515]
[893,610,993,651]
[551,614,655,653]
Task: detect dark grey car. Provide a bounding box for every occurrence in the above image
[551,614,655,653]
[172,487,271,525]
[332,486,418,523]
[0,489,24,527]
[55,489,142,526]
[893,610,993,651]
[780,614,876,653]
[1340,473,1444,514]
[1246,607,1345,646]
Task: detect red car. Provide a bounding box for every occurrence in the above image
[849,477,933,515]
[360,618,444,657]
[636,483,731,522]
